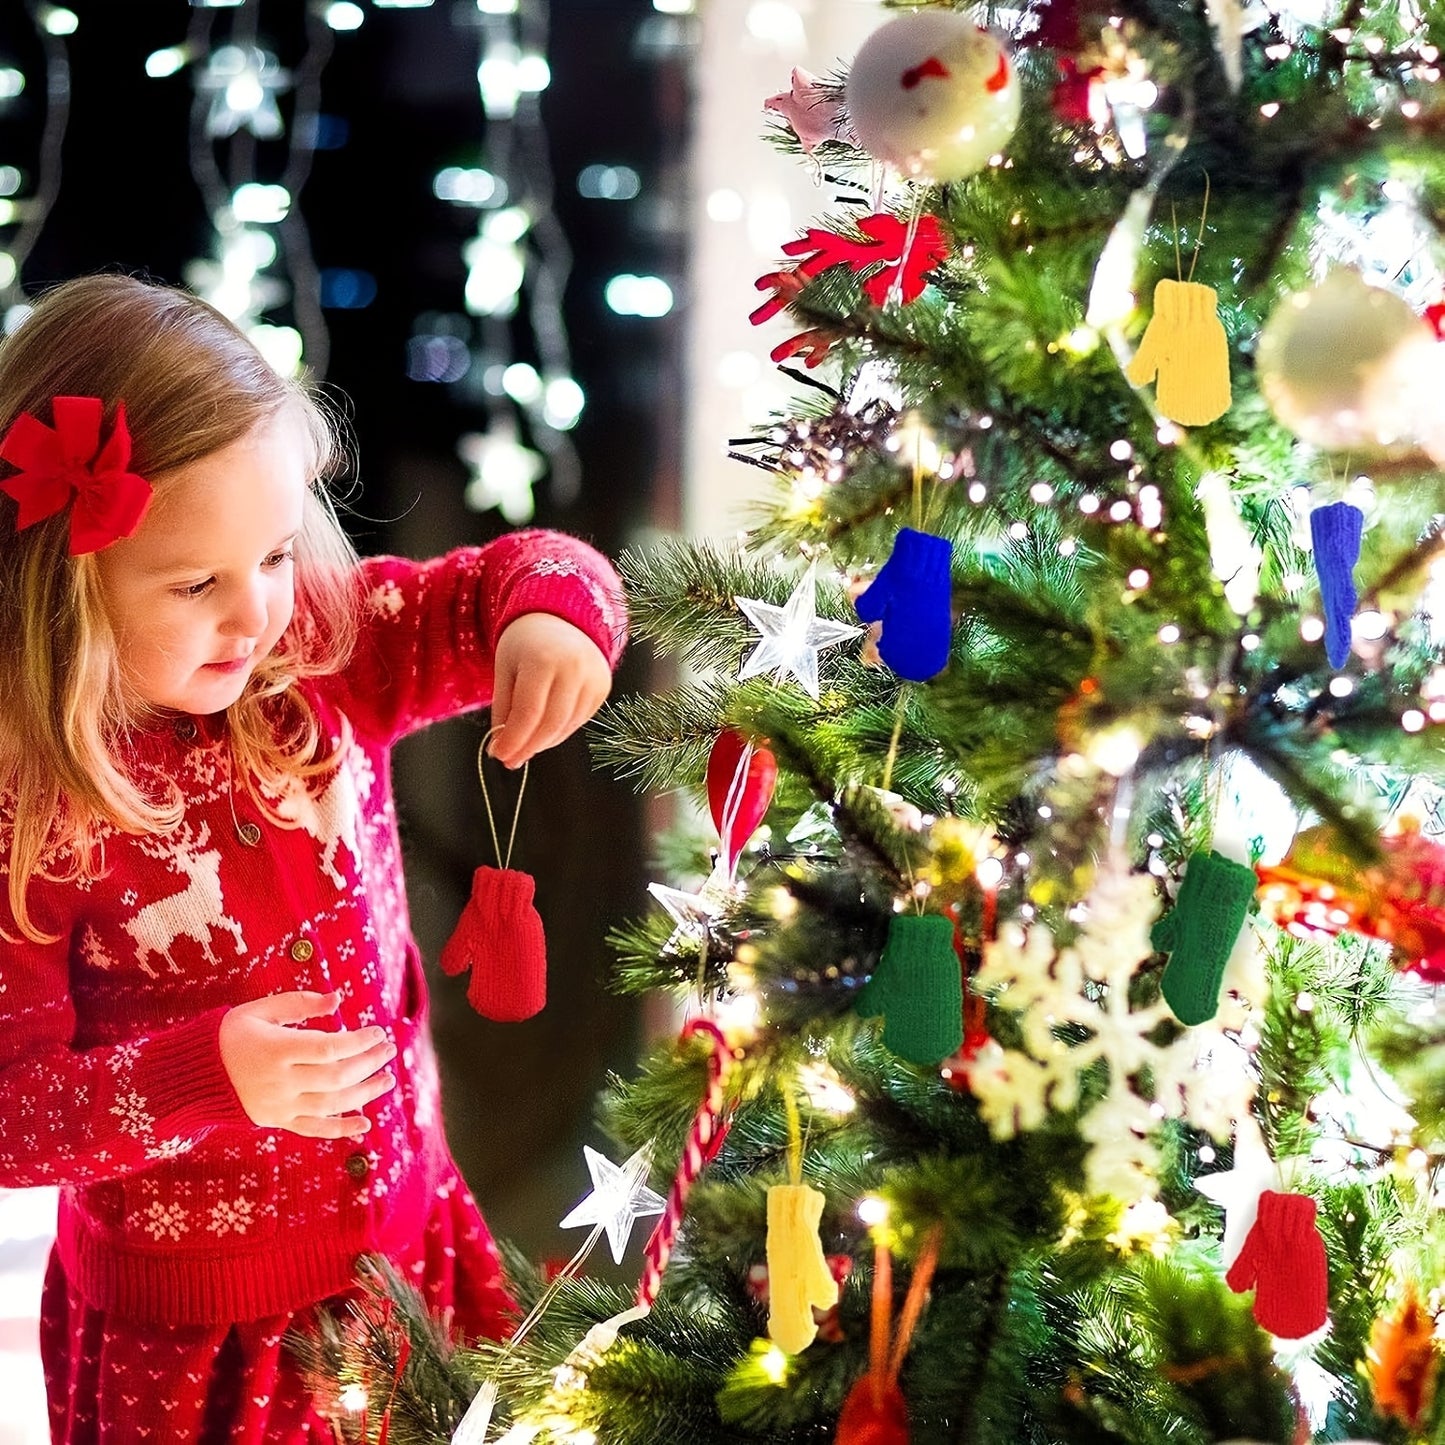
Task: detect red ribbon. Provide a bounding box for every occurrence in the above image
[0,395,153,555]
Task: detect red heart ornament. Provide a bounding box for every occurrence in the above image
[706,728,778,873]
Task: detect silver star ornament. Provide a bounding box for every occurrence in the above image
[735,564,862,699]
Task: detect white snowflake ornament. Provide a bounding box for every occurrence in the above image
[968,864,1258,1203]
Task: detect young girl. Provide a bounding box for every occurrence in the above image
[0,274,629,1443]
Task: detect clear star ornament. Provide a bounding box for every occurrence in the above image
[734,563,862,699]
[558,1144,666,1264]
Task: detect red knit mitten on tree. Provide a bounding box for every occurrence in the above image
[439,865,547,1021]
[836,1375,909,1445]
[1225,1189,1329,1338]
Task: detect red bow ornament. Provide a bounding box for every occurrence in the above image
[0,395,154,555]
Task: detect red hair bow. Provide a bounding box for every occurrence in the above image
[0,395,153,556]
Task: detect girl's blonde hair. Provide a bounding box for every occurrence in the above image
[0,273,363,940]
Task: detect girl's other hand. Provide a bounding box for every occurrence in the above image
[218,990,396,1140]
[489,612,612,768]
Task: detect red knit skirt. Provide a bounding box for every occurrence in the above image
[39,1165,514,1445]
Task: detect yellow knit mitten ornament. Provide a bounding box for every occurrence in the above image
[1125,278,1231,426]
[766,1182,840,1354]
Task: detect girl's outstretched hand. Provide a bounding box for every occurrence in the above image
[218,990,396,1140]
[488,612,613,768]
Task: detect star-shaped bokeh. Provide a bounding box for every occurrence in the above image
[460,421,545,524]
[558,1145,666,1265]
[735,565,862,699]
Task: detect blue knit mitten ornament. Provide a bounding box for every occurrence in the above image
[856,913,962,1065]
[854,527,953,682]
[1309,501,1364,670]
[1152,849,1256,1026]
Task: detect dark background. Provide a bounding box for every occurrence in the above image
[0,0,686,1261]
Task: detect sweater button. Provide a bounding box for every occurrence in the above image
[236,821,262,847]
[174,717,198,742]
[289,938,315,962]
[345,1151,370,1181]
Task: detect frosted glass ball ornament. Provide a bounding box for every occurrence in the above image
[845,11,1021,183]
[1256,268,1437,453]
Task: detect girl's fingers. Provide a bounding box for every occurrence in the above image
[298,1068,397,1119]
[293,1037,396,1090]
[286,1024,390,1067]
[251,989,341,1025]
[526,681,583,759]
[493,673,554,766]
[289,1114,372,1141]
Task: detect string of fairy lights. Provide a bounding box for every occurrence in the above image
[0,0,683,527]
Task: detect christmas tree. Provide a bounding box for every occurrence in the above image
[304,2,1445,1441]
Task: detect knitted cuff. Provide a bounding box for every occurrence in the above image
[503,576,625,665]
[138,1005,251,1136]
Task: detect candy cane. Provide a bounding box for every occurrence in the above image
[635,1018,733,1308]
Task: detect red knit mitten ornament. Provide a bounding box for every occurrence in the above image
[1225,1189,1329,1339]
[439,865,547,1021]
[836,1374,909,1445]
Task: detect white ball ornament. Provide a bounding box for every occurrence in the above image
[1256,268,1437,453]
[845,11,1021,183]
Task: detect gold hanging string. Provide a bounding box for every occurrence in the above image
[784,1084,804,1187]
[1188,172,1211,283]
[477,727,529,871]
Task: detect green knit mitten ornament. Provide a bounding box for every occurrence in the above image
[856,913,962,1065]
[1152,848,1256,1026]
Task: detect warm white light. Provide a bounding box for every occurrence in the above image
[485,206,531,244]
[1328,676,1353,697]
[517,54,551,94]
[1403,709,1426,733]
[145,46,188,78]
[759,1344,789,1383]
[976,856,1004,889]
[247,324,304,377]
[1089,725,1141,777]
[225,72,265,114]
[654,0,695,11]
[1354,610,1389,641]
[435,166,501,206]
[479,46,522,116]
[324,2,365,29]
[39,6,78,35]
[857,1195,890,1225]
[0,68,23,98]
[543,376,585,429]
[339,1383,368,1412]
[605,274,674,317]
[231,182,290,223]
[477,0,518,11]
[464,236,524,315]
[1299,616,1325,642]
[501,362,543,405]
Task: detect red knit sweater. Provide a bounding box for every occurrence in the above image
[0,531,627,1325]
